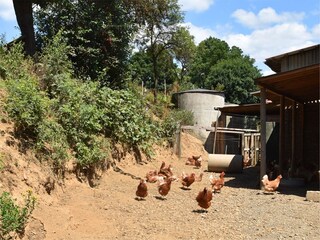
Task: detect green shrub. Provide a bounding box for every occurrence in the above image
[36,117,70,174]
[53,78,108,167]
[0,43,49,137]
[0,191,36,239]
[158,109,194,141]
[99,88,156,154]
[5,76,49,136]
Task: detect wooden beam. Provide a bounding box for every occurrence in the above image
[257,84,303,104]
[260,87,267,189]
[279,95,286,174]
[290,101,296,176]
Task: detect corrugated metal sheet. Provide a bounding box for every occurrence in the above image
[265,44,320,73]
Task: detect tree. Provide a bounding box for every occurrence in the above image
[206,56,261,104]
[188,37,261,104]
[129,48,178,92]
[189,37,229,88]
[11,0,56,56]
[34,0,137,87]
[134,0,183,102]
[12,0,36,56]
[171,27,196,87]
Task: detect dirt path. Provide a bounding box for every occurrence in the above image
[27,144,319,240]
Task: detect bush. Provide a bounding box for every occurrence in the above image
[0,43,49,137]
[99,88,156,157]
[35,117,70,175]
[158,109,194,142]
[0,191,36,239]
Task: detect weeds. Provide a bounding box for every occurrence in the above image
[0,190,36,239]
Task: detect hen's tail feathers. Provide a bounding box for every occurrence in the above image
[261,174,269,185]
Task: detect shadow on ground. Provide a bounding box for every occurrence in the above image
[223,165,312,197]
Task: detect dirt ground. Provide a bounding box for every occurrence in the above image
[1,124,320,240]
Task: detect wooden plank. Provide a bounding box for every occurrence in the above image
[260,87,267,189]
[216,127,259,133]
[279,95,286,174]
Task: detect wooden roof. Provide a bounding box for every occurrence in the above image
[218,103,279,116]
[255,64,319,104]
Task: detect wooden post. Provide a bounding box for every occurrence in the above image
[250,133,254,165]
[213,112,220,154]
[290,100,296,177]
[260,87,267,189]
[279,95,286,174]
[178,125,181,160]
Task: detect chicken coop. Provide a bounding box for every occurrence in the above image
[212,113,261,166]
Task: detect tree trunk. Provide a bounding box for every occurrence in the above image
[12,0,36,56]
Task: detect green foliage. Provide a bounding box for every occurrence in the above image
[0,43,49,136]
[189,37,230,88]
[0,191,36,239]
[206,57,260,104]
[53,79,109,166]
[134,0,184,101]
[189,37,261,104]
[172,27,196,84]
[158,109,194,142]
[38,30,74,97]
[34,0,136,87]
[36,118,70,173]
[99,89,156,151]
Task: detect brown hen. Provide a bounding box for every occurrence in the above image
[158,177,174,199]
[159,162,174,178]
[209,171,225,193]
[136,179,148,200]
[186,155,202,168]
[181,172,196,189]
[196,187,213,212]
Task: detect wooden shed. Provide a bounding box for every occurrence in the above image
[256,44,319,186]
[216,44,319,188]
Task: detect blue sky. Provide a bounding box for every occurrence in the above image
[1,0,319,75]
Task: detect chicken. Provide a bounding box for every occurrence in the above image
[196,187,213,212]
[180,172,204,190]
[209,171,225,193]
[136,179,148,200]
[159,162,174,178]
[180,172,196,189]
[195,172,204,182]
[261,174,282,192]
[158,177,174,199]
[159,161,166,171]
[186,155,202,168]
[146,170,159,183]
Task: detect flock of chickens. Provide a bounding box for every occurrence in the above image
[135,155,283,212]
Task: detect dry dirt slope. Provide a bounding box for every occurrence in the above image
[1,125,319,240]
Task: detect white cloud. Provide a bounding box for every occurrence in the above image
[179,0,215,13]
[232,7,305,29]
[186,20,318,75]
[311,23,320,40]
[0,0,16,21]
[223,23,316,66]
